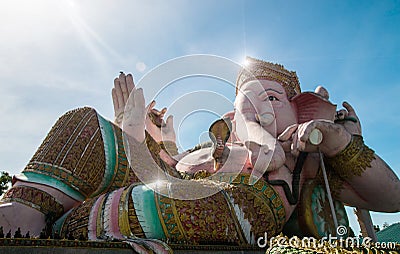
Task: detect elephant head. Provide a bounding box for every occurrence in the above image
[231,57,336,178]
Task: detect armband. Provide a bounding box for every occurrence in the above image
[326,135,375,179]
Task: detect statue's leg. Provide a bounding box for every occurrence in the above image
[55,184,146,241]
[0,107,139,237]
[56,175,286,247]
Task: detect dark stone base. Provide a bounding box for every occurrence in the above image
[0,239,265,253]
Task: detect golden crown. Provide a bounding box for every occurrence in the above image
[236,56,301,99]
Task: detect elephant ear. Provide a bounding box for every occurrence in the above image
[292,92,337,123]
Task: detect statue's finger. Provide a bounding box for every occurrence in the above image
[299,121,325,143]
[146,100,156,113]
[134,88,146,109]
[119,71,126,85]
[277,124,298,142]
[112,88,119,112]
[114,78,124,109]
[126,74,135,93]
[291,133,299,157]
[298,122,310,143]
[166,115,174,129]
[343,101,357,118]
[119,76,129,104]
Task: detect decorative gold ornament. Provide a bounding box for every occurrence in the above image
[118,186,134,237]
[297,179,348,238]
[326,135,375,179]
[236,56,301,99]
[192,170,212,180]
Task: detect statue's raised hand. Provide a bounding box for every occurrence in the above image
[335,101,362,136]
[145,104,176,143]
[123,88,152,143]
[112,72,135,128]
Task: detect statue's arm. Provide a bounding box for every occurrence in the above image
[327,101,400,212]
[122,87,182,178]
[279,101,400,212]
[329,140,400,212]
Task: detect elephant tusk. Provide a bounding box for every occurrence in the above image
[309,129,323,145]
[255,113,274,127]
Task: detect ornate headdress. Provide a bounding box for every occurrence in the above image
[236,56,301,99]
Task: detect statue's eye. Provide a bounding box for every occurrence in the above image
[268,95,278,101]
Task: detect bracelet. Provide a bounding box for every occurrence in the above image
[114,112,124,125]
[145,131,161,158]
[326,135,375,179]
[159,141,179,156]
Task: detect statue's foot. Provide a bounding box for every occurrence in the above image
[0,201,45,237]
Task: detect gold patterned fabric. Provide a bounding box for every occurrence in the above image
[156,191,243,244]
[54,174,285,247]
[153,174,286,245]
[229,174,287,235]
[296,179,349,238]
[57,185,146,241]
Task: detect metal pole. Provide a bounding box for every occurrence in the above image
[309,129,339,235]
[319,149,339,234]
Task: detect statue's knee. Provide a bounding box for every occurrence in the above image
[18,107,131,202]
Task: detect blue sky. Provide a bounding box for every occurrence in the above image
[0,0,399,235]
